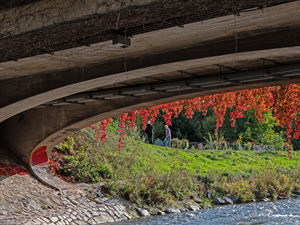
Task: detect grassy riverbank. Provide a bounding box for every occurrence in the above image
[50,128,300,208]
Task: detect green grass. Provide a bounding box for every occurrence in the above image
[51,129,300,207]
[102,135,300,176]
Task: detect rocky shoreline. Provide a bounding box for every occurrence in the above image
[2,176,299,225]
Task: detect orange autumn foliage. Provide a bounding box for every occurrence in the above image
[90,84,300,158]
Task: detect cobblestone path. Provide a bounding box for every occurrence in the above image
[0,148,137,225]
[1,195,133,225]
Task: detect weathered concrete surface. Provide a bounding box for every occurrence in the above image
[1,1,300,122]
[0,0,155,37]
[1,1,300,80]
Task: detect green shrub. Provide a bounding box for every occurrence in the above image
[244,142,252,150]
[55,136,76,153]
[171,138,189,149]
[95,163,113,178]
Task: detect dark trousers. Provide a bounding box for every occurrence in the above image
[147,133,153,144]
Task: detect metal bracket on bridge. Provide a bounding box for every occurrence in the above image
[147,88,171,94]
[63,99,85,105]
[186,84,205,90]
[41,104,60,108]
[89,95,111,101]
[223,77,243,86]
[178,70,201,78]
[145,76,166,82]
[113,91,139,98]
[217,64,240,73]
[112,34,131,48]
[262,71,287,80]
[163,20,184,28]
[261,58,281,66]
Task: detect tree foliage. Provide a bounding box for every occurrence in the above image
[89,84,300,156]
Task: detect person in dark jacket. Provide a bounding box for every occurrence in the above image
[145,121,153,144]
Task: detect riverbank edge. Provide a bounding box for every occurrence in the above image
[4,190,297,225]
[1,172,299,225]
[1,147,299,224]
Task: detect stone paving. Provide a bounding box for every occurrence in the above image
[0,148,138,225]
[0,170,138,225]
[0,177,139,225]
[0,194,134,225]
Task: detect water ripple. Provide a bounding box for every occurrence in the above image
[110,199,300,225]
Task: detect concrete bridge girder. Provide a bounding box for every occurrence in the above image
[2,42,300,123]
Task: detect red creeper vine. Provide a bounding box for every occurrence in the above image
[92,84,300,159]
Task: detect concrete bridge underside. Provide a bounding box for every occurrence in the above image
[1,0,300,189]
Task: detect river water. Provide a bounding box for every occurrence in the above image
[110,199,300,225]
